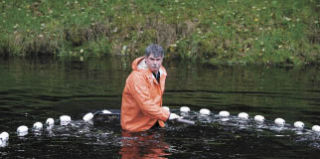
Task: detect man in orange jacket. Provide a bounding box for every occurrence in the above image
[121,44,180,132]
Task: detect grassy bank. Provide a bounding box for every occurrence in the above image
[0,0,319,65]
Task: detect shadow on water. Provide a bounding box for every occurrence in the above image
[0,57,320,158]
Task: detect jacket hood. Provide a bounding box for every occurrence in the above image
[131,56,167,77]
[132,56,148,71]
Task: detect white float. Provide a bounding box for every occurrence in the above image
[60,115,71,126]
[0,132,9,142]
[274,118,285,127]
[180,106,191,113]
[102,109,112,114]
[312,125,320,132]
[83,112,94,122]
[219,111,230,117]
[162,106,170,112]
[17,125,29,137]
[238,112,249,119]
[254,115,265,123]
[199,108,211,115]
[293,121,304,129]
[46,118,55,126]
[33,122,43,130]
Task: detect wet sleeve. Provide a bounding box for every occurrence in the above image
[128,73,170,121]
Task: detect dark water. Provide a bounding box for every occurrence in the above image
[0,57,320,158]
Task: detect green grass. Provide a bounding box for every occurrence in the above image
[0,0,319,65]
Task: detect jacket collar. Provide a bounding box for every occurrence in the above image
[132,56,164,76]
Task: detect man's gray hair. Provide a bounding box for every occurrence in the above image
[145,44,164,58]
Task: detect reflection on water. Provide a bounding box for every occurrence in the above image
[120,130,170,159]
[0,57,320,158]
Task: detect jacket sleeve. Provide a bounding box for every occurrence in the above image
[128,73,170,121]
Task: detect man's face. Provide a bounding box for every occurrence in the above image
[145,54,163,73]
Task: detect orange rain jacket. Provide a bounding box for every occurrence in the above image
[121,56,170,132]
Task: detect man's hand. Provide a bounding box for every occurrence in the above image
[162,106,170,112]
[169,113,181,120]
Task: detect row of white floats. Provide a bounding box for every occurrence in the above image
[0,110,113,146]
[1,107,320,147]
[171,106,320,132]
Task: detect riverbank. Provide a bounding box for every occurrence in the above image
[0,0,319,65]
